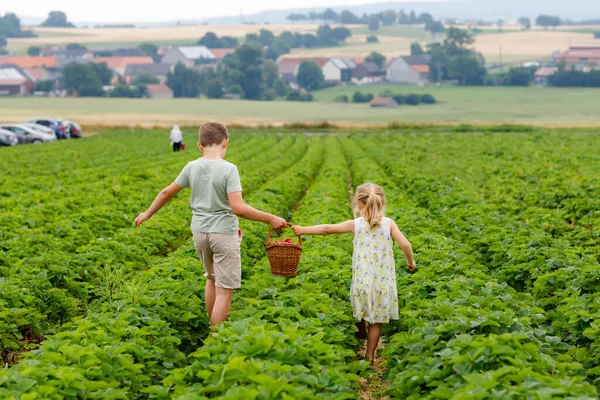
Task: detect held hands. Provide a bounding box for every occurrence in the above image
[270,216,287,230]
[134,211,153,227]
[290,224,305,236]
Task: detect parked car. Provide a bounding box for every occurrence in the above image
[0,128,18,147]
[27,118,70,139]
[22,123,56,136]
[0,124,57,144]
[64,120,83,138]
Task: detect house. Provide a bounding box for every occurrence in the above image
[124,63,174,84]
[386,55,431,85]
[24,67,57,83]
[208,48,235,63]
[278,60,300,84]
[0,56,58,70]
[0,67,34,95]
[94,56,154,77]
[534,67,558,85]
[322,58,356,83]
[278,57,329,68]
[557,47,600,65]
[91,47,145,57]
[161,46,216,68]
[352,62,385,84]
[146,83,173,99]
[370,97,398,108]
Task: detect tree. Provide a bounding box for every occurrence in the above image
[409,10,417,25]
[425,20,445,39]
[518,17,531,30]
[258,29,275,47]
[138,42,158,57]
[398,10,409,25]
[498,67,533,86]
[62,62,104,96]
[66,43,87,51]
[447,54,486,85]
[410,42,424,55]
[536,15,560,30]
[166,63,203,98]
[444,27,474,54]
[91,62,112,85]
[301,34,319,48]
[0,13,36,38]
[41,11,74,28]
[497,19,504,32]
[206,80,223,98]
[365,51,386,69]
[198,32,223,48]
[221,36,238,48]
[366,35,378,43]
[322,8,338,23]
[368,15,380,32]
[223,43,264,100]
[273,79,289,97]
[0,35,6,48]
[308,11,318,22]
[286,13,307,23]
[332,27,352,42]
[35,80,54,92]
[27,46,42,56]
[339,10,360,24]
[418,13,434,25]
[297,61,324,91]
[380,10,397,26]
[132,72,160,85]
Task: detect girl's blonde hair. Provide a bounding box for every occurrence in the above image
[356,183,386,229]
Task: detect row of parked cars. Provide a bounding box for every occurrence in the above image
[0,118,83,146]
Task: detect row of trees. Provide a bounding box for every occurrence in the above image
[549,70,600,87]
[287,8,436,27]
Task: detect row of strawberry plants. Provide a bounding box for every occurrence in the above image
[339,136,597,398]
[153,136,374,398]
[0,131,287,361]
[0,134,324,398]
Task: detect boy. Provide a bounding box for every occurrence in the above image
[135,122,286,326]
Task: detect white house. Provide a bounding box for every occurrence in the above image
[322,58,356,83]
[386,55,431,85]
[161,46,216,68]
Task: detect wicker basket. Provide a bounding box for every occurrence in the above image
[265,224,302,276]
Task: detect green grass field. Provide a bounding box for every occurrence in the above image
[2,86,598,126]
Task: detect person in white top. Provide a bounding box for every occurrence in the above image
[170,125,183,152]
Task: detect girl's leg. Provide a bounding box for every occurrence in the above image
[356,320,367,339]
[366,323,382,364]
[205,279,216,319]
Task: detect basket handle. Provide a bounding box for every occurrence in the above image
[266,222,302,246]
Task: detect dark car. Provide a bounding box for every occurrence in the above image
[64,120,83,138]
[0,128,18,147]
[27,118,71,139]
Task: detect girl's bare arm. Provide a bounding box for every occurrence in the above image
[390,220,416,270]
[292,220,355,236]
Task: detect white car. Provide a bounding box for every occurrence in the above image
[23,123,56,136]
[0,128,18,146]
[0,124,57,144]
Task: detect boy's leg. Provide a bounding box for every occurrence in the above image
[205,279,216,319]
[366,323,382,364]
[210,288,233,326]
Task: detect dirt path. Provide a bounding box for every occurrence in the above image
[356,341,391,400]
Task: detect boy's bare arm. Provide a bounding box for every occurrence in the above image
[390,220,416,270]
[291,220,355,236]
[228,192,286,229]
[135,182,183,227]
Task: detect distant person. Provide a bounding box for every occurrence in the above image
[291,183,416,365]
[170,125,183,152]
[135,121,287,326]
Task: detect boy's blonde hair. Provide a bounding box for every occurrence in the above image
[199,122,228,147]
[356,183,386,229]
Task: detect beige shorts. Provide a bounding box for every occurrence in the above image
[192,231,242,289]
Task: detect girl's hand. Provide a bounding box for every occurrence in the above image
[291,225,304,236]
[134,211,153,227]
[407,262,416,271]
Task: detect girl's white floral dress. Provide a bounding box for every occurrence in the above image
[351,217,399,323]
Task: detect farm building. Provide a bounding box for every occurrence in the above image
[534,67,558,85]
[370,97,398,108]
[557,47,600,65]
[0,67,34,95]
[124,63,174,84]
[352,62,385,84]
[322,58,356,83]
[146,83,174,99]
[208,49,235,63]
[94,57,154,77]
[277,60,300,84]
[386,55,431,85]
[0,56,58,70]
[161,46,216,68]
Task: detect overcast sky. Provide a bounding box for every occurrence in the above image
[3,0,434,23]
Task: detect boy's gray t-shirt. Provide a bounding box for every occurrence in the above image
[175,158,242,234]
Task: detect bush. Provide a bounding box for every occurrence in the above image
[392,94,406,105]
[352,91,374,103]
[379,89,394,97]
[206,80,223,99]
[420,94,437,104]
[594,31,600,39]
[261,88,276,101]
[334,95,349,103]
[286,90,313,101]
[366,35,378,43]
[227,84,245,98]
[406,93,421,105]
[549,70,600,87]
[34,80,54,92]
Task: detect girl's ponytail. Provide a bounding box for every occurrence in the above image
[356,183,386,229]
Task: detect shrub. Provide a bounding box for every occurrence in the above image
[379,89,394,97]
[420,94,437,104]
[406,93,421,105]
[594,31,600,39]
[286,90,313,101]
[366,35,378,43]
[206,80,223,99]
[352,91,374,103]
[334,95,349,103]
[261,88,276,101]
[392,94,406,105]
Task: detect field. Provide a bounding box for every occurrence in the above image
[3,86,600,126]
[1,127,599,399]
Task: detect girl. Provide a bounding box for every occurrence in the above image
[170,125,183,152]
[291,183,416,365]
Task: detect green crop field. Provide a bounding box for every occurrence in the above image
[3,86,600,126]
[1,127,599,398]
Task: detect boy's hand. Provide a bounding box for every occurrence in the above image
[407,262,417,271]
[134,211,153,227]
[271,216,287,230]
[291,225,304,236]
